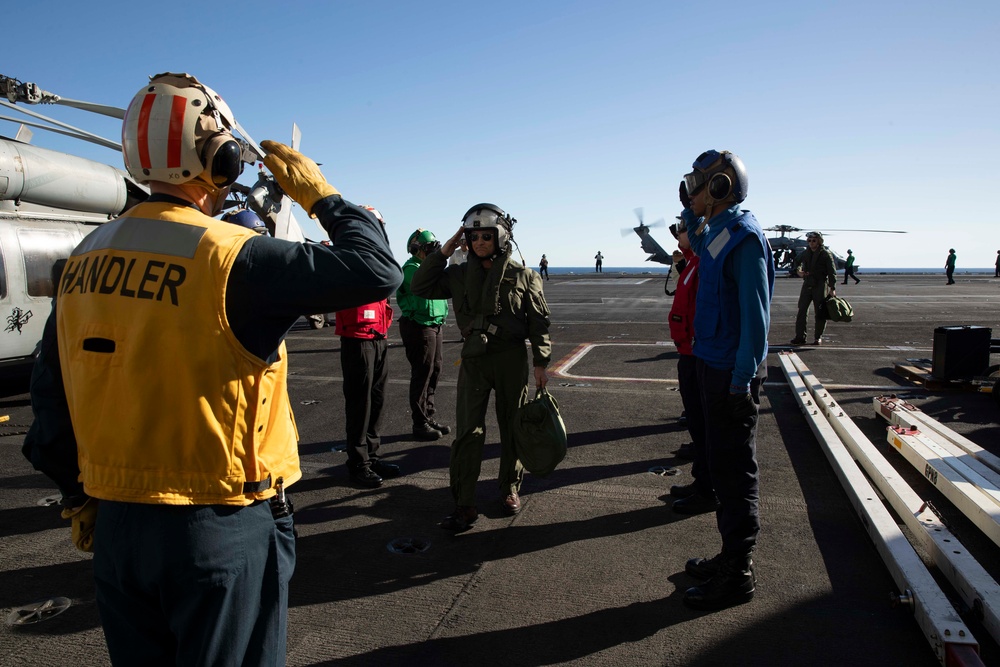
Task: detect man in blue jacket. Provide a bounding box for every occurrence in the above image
[677,150,775,611]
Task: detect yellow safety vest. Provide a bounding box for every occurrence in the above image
[57,202,300,505]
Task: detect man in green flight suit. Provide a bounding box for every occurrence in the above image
[790,231,837,345]
[411,203,552,531]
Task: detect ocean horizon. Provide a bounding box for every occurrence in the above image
[543,266,997,275]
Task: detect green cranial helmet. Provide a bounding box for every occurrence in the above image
[407,228,440,254]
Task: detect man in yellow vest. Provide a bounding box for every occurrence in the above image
[22,72,401,665]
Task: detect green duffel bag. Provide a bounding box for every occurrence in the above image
[824,295,854,322]
[511,388,567,477]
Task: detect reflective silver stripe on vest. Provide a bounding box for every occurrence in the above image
[707,227,731,259]
[73,217,207,259]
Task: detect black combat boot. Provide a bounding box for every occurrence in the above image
[683,552,755,610]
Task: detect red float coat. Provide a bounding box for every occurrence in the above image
[668,247,699,356]
[334,299,393,339]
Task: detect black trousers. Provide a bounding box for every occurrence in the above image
[398,318,443,427]
[696,358,762,556]
[678,353,712,495]
[340,336,388,468]
[946,267,955,284]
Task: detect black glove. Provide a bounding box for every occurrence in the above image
[727,392,757,422]
[679,181,691,209]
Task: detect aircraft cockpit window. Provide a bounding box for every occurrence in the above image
[17,229,79,298]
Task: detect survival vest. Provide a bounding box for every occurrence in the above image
[56,201,301,506]
[693,210,775,370]
[334,299,393,339]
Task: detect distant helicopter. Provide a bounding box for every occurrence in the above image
[623,208,673,266]
[0,73,307,368]
[764,224,906,273]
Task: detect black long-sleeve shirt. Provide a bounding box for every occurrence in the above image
[22,195,402,502]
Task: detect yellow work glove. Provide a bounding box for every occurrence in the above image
[60,497,98,553]
[260,140,340,218]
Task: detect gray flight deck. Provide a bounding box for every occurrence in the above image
[2,272,999,665]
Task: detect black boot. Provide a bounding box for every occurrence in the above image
[685,552,724,579]
[672,493,720,515]
[684,553,755,610]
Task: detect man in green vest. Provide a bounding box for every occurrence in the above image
[842,249,860,285]
[397,229,452,440]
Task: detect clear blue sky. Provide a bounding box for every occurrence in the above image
[4,0,998,268]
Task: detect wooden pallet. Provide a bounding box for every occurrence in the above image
[893,361,963,390]
[893,360,995,392]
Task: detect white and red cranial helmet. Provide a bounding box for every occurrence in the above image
[122,72,242,188]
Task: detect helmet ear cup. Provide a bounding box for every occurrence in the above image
[708,173,732,201]
[201,133,243,187]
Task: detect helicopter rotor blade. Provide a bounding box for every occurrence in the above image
[620,227,634,237]
[648,218,666,229]
[815,228,907,234]
[51,97,126,120]
[633,207,644,225]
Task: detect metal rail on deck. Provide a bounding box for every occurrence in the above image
[779,352,982,666]
[883,426,1000,544]
[875,396,1000,478]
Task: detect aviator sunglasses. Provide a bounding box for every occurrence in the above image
[468,232,494,242]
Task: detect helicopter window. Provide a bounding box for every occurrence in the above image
[17,229,79,298]
[0,238,6,299]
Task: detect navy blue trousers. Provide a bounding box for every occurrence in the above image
[677,353,712,495]
[93,500,295,666]
[696,359,762,555]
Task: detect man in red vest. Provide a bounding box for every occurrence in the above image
[666,218,716,515]
[335,207,400,488]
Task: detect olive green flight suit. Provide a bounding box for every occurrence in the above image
[793,246,837,341]
[411,249,551,505]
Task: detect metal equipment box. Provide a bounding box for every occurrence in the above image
[932,325,992,381]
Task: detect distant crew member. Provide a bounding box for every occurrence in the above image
[842,249,860,285]
[678,149,774,611]
[397,228,452,441]
[995,250,999,278]
[21,72,402,665]
[411,203,551,532]
[790,232,837,345]
[666,218,715,515]
[595,251,604,273]
[539,254,549,280]
[946,248,957,285]
[449,234,468,266]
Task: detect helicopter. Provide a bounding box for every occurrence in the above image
[622,207,674,266]
[764,224,906,273]
[0,73,307,368]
